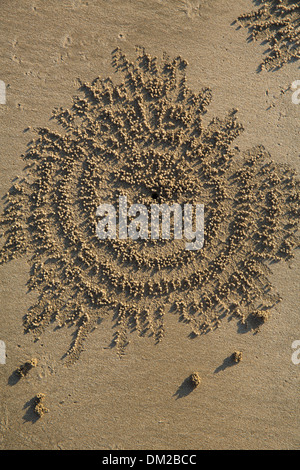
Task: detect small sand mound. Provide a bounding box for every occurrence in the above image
[190,372,201,388]
[232,351,243,363]
[34,393,49,418]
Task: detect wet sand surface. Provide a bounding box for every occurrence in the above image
[0,0,299,450]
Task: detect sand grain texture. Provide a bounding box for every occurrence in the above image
[0,0,299,450]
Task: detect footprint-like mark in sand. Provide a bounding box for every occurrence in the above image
[179,0,201,18]
[62,34,73,48]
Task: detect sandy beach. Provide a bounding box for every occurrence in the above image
[0,0,299,450]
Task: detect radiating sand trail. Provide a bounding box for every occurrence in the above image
[237,0,300,70]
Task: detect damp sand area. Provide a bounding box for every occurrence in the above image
[0,0,299,450]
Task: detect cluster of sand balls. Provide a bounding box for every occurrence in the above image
[34,393,49,418]
[16,358,38,377]
[237,0,300,70]
[0,47,299,362]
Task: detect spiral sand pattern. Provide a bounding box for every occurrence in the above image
[237,0,300,70]
[0,48,299,363]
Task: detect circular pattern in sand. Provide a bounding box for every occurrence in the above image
[0,48,299,362]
